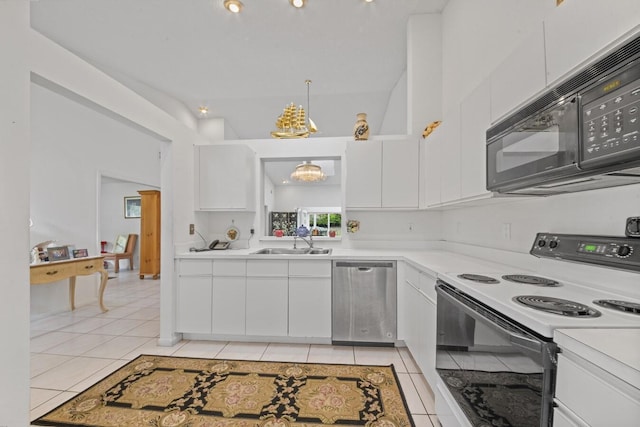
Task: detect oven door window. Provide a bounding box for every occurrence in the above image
[436,284,555,427]
[487,98,579,191]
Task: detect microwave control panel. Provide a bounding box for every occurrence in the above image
[531,233,640,272]
[582,80,640,163]
[580,56,640,167]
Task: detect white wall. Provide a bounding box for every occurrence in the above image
[0,2,31,424]
[379,71,407,135]
[442,185,640,252]
[346,210,442,246]
[29,83,162,317]
[273,185,342,212]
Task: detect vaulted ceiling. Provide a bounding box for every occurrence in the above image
[30,0,448,139]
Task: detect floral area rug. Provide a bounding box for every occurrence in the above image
[438,369,543,427]
[33,354,415,427]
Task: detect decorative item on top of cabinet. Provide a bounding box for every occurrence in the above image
[353,113,370,140]
[422,120,441,139]
[138,190,160,280]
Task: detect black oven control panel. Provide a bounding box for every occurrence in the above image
[531,233,640,272]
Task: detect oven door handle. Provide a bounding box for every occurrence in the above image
[509,334,542,353]
[436,284,544,357]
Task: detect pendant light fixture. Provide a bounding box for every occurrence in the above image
[291,161,326,182]
[306,79,318,134]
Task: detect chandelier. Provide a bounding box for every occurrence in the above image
[290,161,326,182]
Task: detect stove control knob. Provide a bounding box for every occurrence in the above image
[549,241,558,249]
[617,245,632,258]
[537,239,546,247]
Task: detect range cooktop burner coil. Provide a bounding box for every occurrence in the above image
[457,274,499,284]
[502,274,559,287]
[593,299,640,315]
[513,295,601,317]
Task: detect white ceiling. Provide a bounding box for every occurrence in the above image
[30,0,448,139]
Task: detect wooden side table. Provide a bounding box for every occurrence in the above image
[30,256,109,312]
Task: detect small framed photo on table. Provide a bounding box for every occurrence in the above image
[72,248,88,258]
[47,246,70,261]
[124,196,141,218]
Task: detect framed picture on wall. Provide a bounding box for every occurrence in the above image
[124,196,141,218]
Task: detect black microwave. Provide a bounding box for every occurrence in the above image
[487,34,640,195]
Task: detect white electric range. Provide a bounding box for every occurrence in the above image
[437,270,640,339]
[433,232,640,427]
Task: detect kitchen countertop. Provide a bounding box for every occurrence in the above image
[176,247,516,277]
[176,246,640,382]
[555,328,640,389]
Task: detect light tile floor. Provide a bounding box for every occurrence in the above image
[30,270,440,426]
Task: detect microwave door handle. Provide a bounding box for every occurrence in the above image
[436,285,544,358]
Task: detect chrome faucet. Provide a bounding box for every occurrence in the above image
[293,234,313,249]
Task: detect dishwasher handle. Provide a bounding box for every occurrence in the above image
[334,261,395,269]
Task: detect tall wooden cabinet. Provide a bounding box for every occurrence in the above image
[138,190,161,279]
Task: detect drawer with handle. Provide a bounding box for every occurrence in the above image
[30,263,76,284]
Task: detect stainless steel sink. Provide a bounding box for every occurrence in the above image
[251,248,332,255]
[307,248,332,255]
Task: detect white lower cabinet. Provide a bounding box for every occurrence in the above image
[553,407,585,427]
[402,264,438,387]
[554,351,640,427]
[177,260,213,334]
[246,277,288,337]
[288,277,331,338]
[177,276,213,334]
[175,258,332,341]
[212,276,245,335]
[212,259,246,335]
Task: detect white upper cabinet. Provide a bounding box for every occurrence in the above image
[346,139,420,209]
[460,79,491,200]
[345,140,382,208]
[382,139,420,208]
[439,109,461,204]
[544,0,640,86]
[490,24,547,123]
[422,131,441,208]
[196,144,256,211]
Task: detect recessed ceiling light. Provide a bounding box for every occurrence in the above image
[198,106,209,116]
[290,0,306,9]
[224,0,243,13]
[364,0,374,3]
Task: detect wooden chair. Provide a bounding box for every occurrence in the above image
[103,234,137,273]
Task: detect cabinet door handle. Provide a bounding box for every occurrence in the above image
[46,270,59,275]
[84,265,94,270]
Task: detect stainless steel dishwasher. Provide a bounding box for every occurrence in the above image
[332,260,397,346]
